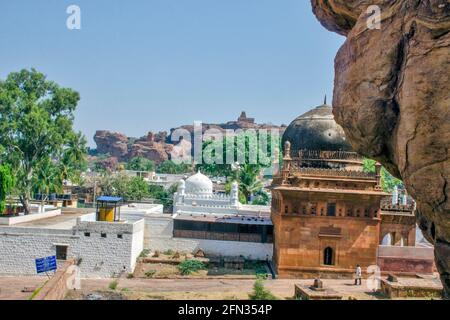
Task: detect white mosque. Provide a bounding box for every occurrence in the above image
[173,171,270,217]
[169,171,274,259]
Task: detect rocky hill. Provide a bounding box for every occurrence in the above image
[93,112,286,164]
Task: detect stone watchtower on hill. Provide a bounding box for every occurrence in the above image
[237,111,255,124]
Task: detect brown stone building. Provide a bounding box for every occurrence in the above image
[380,194,417,248]
[271,102,391,278]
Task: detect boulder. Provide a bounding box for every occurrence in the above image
[311,0,450,297]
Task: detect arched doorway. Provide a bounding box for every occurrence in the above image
[381,233,393,246]
[323,247,334,265]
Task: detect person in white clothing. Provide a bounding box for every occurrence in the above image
[355,264,362,285]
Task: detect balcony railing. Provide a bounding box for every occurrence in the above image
[290,166,376,179]
[296,150,363,161]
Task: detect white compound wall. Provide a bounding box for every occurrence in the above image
[0,216,144,278]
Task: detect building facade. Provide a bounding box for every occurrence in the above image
[271,102,390,278]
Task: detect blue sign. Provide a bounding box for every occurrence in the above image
[35,256,57,274]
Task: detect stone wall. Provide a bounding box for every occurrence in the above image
[377,245,436,274]
[381,279,443,299]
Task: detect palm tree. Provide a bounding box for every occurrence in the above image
[227,164,264,204]
[59,132,87,184]
[33,159,63,208]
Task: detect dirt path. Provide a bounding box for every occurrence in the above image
[0,276,47,300]
[70,278,383,300]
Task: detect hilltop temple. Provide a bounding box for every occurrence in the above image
[271,101,420,278]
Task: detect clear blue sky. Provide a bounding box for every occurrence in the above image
[0,0,344,146]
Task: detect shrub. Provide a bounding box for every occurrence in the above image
[248,279,277,300]
[164,249,174,256]
[178,259,207,275]
[145,270,157,278]
[108,280,118,290]
[126,273,134,279]
[139,249,150,258]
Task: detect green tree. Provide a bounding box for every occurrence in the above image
[127,176,150,201]
[0,164,14,214]
[0,69,87,214]
[98,173,150,201]
[60,132,88,185]
[251,190,270,206]
[248,279,277,300]
[148,183,178,212]
[362,158,403,193]
[157,160,191,174]
[126,156,155,172]
[197,131,280,178]
[197,132,279,204]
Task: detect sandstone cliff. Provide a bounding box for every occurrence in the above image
[311,0,449,297]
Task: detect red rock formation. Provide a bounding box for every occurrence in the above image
[94,112,286,165]
[93,131,129,160]
[129,142,168,164]
[311,0,450,297]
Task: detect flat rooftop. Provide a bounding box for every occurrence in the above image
[2,208,145,230]
[8,212,88,230]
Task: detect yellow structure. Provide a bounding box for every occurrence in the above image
[96,196,122,222]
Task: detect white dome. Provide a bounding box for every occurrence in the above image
[185,171,213,195]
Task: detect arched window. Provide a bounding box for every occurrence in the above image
[323,247,334,266]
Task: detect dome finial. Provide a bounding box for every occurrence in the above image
[324,94,327,105]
